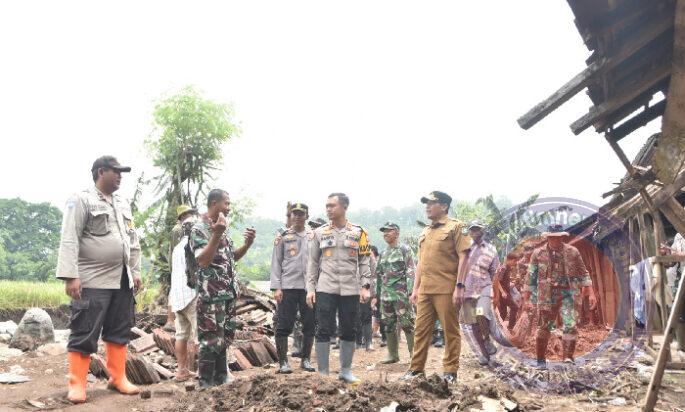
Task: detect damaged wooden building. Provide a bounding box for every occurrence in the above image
[518,0,685,409]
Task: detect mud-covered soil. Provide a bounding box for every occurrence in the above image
[1,336,684,411]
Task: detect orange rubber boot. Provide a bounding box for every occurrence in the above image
[105,342,140,395]
[67,351,90,403]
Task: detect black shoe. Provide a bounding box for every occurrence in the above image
[291,351,303,358]
[536,359,547,370]
[380,339,387,348]
[300,358,315,372]
[332,340,340,350]
[443,372,457,384]
[400,370,424,381]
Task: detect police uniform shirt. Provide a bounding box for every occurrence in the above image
[56,186,141,289]
[270,228,310,290]
[307,222,371,296]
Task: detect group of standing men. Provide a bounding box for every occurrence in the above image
[56,155,601,404]
[56,156,257,402]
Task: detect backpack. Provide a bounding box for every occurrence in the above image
[181,222,200,289]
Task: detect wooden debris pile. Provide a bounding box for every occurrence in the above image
[89,284,278,384]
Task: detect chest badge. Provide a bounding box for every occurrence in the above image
[324,249,333,257]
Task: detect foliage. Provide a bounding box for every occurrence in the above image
[477,193,541,259]
[0,198,62,281]
[135,86,241,296]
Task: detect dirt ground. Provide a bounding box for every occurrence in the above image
[2,335,685,412]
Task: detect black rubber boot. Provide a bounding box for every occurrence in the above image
[214,349,230,385]
[433,330,444,348]
[276,336,293,374]
[198,350,217,389]
[300,336,315,372]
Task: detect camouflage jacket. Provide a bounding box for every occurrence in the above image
[528,243,590,305]
[188,214,236,302]
[376,244,415,301]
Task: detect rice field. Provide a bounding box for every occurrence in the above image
[0,280,159,310]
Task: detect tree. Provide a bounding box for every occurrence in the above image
[138,86,242,299]
[0,198,62,281]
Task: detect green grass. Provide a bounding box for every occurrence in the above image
[0,280,69,309]
[0,280,159,311]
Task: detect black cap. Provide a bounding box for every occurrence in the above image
[420,191,452,205]
[290,203,309,213]
[546,224,569,237]
[379,222,400,232]
[91,156,131,173]
[307,217,326,229]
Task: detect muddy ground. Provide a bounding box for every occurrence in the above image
[2,335,684,412]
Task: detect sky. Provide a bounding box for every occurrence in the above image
[0,1,661,219]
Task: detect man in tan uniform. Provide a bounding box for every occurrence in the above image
[402,191,471,384]
[56,156,142,403]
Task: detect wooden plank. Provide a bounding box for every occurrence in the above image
[260,337,278,362]
[130,333,157,354]
[607,99,667,141]
[249,341,273,366]
[618,170,685,219]
[151,362,174,380]
[517,61,602,130]
[652,255,685,263]
[519,11,673,130]
[571,64,671,135]
[659,197,685,237]
[642,245,685,411]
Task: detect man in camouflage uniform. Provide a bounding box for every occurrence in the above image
[376,222,416,364]
[524,225,596,368]
[306,193,372,384]
[189,189,256,388]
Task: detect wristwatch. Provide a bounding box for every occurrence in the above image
[456,282,465,289]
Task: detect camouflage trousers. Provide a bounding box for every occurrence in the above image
[381,297,415,334]
[536,290,577,341]
[197,298,237,355]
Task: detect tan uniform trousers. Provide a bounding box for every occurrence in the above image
[409,293,461,374]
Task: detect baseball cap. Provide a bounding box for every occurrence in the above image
[420,191,452,205]
[379,222,400,232]
[91,155,131,173]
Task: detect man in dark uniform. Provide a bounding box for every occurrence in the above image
[271,203,315,373]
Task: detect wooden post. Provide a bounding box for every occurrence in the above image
[642,263,685,411]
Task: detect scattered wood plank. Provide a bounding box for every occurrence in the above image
[130,333,157,354]
[152,328,176,356]
[260,337,278,362]
[236,304,259,316]
[125,353,160,385]
[229,348,253,371]
[89,354,109,379]
[130,327,147,339]
[249,341,273,366]
[236,343,260,366]
[150,362,175,380]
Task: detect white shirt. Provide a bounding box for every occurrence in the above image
[169,236,197,312]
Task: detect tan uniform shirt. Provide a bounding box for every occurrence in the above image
[55,187,141,289]
[417,216,471,295]
[271,228,311,290]
[307,221,371,296]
